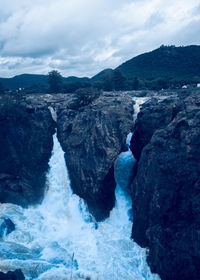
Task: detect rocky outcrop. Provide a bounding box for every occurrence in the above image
[130,96,183,160]
[130,92,200,280]
[57,93,134,221]
[0,95,55,207]
[0,269,25,280]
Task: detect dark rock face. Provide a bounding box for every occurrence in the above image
[0,269,25,280]
[130,97,183,160]
[57,94,134,221]
[131,93,200,280]
[0,218,15,238]
[0,96,55,206]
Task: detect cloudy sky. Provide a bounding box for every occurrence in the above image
[0,0,200,78]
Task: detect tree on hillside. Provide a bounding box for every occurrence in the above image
[113,69,126,91]
[48,70,63,93]
[102,72,113,91]
[132,77,139,90]
[0,82,4,94]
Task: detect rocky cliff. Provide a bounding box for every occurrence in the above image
[57,93,134,221]
[130,92,200,280]
[0,95,55,206]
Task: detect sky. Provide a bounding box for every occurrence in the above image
[0,0,200,78]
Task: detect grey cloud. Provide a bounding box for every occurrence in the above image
[0,0,199,77]
[145,12,165,28]
[170,19,200,46]
[191,4,200,16]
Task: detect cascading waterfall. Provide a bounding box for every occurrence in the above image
[0,98,160,280]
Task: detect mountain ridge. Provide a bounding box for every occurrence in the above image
[1,45,200,90]
[117,45,200,79]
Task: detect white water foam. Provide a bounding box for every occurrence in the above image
[133,97,149,122]
[0,98,159,280]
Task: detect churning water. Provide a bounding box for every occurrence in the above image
[0,98,159,280]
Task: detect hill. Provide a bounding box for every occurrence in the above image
[117,45,200,80]
[0,74,48,90]
[91,68,114,81]
[0,74,90,90]
[1,45,200,91]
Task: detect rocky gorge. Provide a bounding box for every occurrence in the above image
[0,92,134,220]
[0,89,199,279]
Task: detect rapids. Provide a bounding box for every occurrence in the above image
[0,97,159,280]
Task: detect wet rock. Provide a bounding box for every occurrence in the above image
[57,93,134,221]
[131,92,200,280]
[0,218,15,238]
[0,269,25,280]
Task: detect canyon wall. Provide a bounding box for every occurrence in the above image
[130,92,200,280]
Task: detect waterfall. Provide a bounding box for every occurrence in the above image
[0,98,159,280]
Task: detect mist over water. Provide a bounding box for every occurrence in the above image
[0,98,159,280]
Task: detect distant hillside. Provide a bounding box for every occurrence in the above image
[1,45,200,91]
[0,74,90,90]
[0,74,48,90]
[65,76,90,83]
[117,45,200,79]
[91,68,114,81]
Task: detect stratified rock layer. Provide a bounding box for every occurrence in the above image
[57,93,134,220]
[0,96,55,206]
[130,92,200,280]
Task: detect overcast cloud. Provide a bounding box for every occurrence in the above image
[0,0,200,77]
